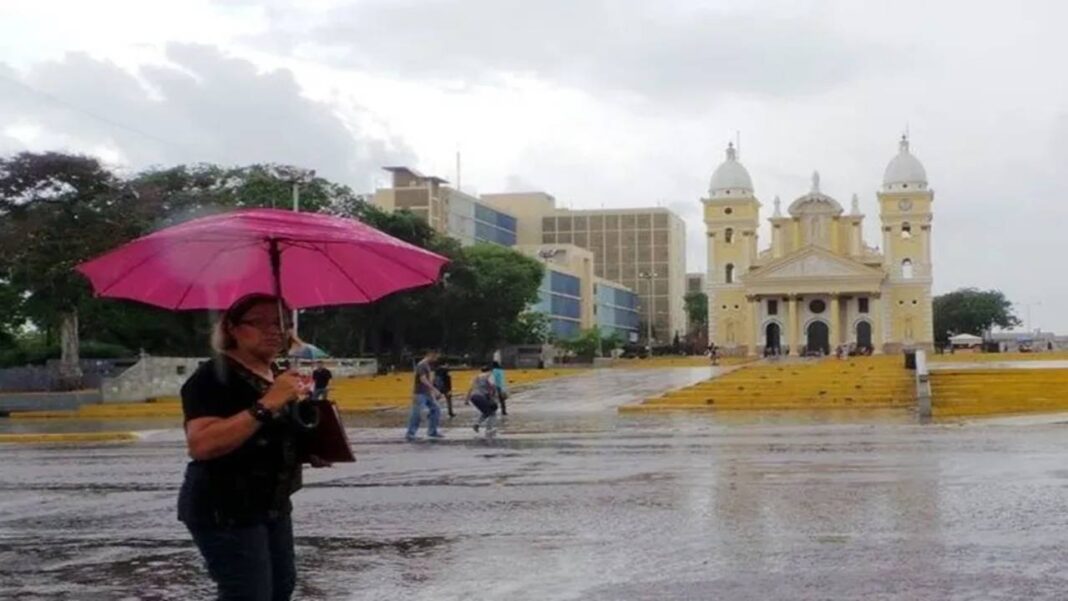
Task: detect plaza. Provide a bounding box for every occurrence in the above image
[4,367,1068,600]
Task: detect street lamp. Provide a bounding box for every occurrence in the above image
[285,167,316,334]
[638,270,659,346]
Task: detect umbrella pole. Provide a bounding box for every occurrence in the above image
[269,239,289,351]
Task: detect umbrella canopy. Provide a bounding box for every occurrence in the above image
[949,333,983,345]
[76,208,448,310]
[290,343,330,360]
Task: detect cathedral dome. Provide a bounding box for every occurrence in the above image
[708,143,754,198]
[883,135,927,191]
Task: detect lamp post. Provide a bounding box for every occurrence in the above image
[286,167,316,335]
[638,270,659,346]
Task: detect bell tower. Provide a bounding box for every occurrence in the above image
[878,135,934,352]
[704,142,760,353]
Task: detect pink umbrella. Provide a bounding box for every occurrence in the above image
[76,208,448,310]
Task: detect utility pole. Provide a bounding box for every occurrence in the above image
[288,168,316,336]
[638,270,659,346]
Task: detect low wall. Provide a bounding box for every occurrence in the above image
[0,359,130,393]
[101,356,379,403]
[0,390,102,413]
[101,357,207,403]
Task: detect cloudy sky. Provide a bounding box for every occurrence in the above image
[2,0,1065,331]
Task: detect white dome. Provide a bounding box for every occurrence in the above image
[883,135,927,191]
[708,143,754,198]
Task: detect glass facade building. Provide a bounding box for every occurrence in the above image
[595,280,640,340]
[532,269,583,340]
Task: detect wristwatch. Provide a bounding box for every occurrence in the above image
[248,402,273,424]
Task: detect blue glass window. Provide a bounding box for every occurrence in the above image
[550,271,581,297]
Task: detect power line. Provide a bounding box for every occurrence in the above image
[0,71,189,153]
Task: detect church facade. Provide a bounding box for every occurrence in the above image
[703,136,934,356]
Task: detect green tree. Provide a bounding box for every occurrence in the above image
[0,152,148,387]
[933,288,1020,346]
[505,311,550,345]
[558,328,602,360]
[600,329,624,356]
[684,291,708,334]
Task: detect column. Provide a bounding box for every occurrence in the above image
[872,294,884,353]
[788,295,799,354]
[829,294,841,348]
[748,296,759,356]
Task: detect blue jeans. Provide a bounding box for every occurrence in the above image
[406,393,441,437]
[188,515,295,601]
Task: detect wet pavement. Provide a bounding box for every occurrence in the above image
[4,367,1068,600]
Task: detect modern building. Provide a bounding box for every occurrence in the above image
[373,167,517,246]
[481,194,687,343]
[703,137,935,356]
[595,277,641,341]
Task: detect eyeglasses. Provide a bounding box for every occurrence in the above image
[237,318,291,332]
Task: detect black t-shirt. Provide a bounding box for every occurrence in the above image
[177,356,303,527]
[312,367,332,390]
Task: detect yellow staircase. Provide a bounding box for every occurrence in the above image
[628,356,914,411]
[931,368,1068,417]
[12,368,581,420]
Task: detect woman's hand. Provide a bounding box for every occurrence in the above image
[261,371,304,412]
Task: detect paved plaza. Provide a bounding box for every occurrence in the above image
[3,368,1068,600]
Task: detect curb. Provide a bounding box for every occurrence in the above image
[0,431,140,444]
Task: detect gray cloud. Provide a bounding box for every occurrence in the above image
[0,44,414,186]
[256,0,895,106]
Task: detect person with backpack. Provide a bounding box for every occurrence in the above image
[467,365,499,437]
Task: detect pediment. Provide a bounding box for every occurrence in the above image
[746,246,883,282]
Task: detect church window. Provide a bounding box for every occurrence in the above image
[809,299,826,314]
[858,297,869,313]
[724,207,733,215]
[725,263,735,283]
[901,222,912,239]
[725,228,734,243]
[768,299,779,315]
[901,259,914,279]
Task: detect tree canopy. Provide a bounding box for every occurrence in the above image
[933,288,1021,346]
[0,152,546,367]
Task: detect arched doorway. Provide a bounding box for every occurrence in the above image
[856,321,873,351]
[765,322,781,355]
[806,321,830,356]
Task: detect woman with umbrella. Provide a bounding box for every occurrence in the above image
[77,208,448,600]
[178,293,313,600]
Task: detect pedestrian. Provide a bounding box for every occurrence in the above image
[311,360,332,401]
[178,293,330,601]
[491,360,509,416]
[405,349,445,441]
[467,365,499,437]
[434,364,455,418]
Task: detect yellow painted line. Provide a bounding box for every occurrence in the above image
[0,431,140,444]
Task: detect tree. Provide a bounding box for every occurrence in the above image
[0,153,146,387]
[557,328,602,360]
[933,288,1021,347]
[600,330,624,356]
[684,292,708,334]
[505,311,550,345]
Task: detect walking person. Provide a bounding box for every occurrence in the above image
[467,365,500,437]
[434,364,455,418]
[491,360,509,416]
[311,360,332,401]
[178,293,331,601]
[405,349,445,441]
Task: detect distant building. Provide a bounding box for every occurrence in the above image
[703,136,935,356]
[686,273,706,295]
[481,194,687,343]
[373,167,517,246]
[516,244,637,341]
[986,330,1068,352]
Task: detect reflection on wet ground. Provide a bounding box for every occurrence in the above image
[3,368,1068,599]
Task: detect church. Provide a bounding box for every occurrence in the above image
[703,136,934,356]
